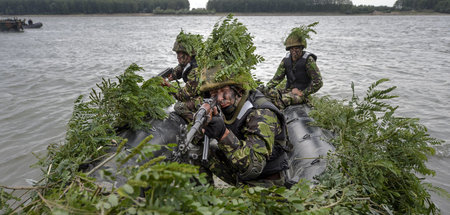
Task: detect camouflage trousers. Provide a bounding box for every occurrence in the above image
[199,144,286,188]
[263,88,305,110]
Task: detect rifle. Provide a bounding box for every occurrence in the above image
[157,67,174,79]
[173,98,218,165]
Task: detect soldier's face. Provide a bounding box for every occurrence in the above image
[210,86,236,109]
[176,51,190,66]
[290,46,303,61]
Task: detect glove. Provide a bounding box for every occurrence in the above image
[204,116,226,140]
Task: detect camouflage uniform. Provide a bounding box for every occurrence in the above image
[201,90,289,187]
[170,31,202,123]
[265,54,322,109]
[171,61,202,123]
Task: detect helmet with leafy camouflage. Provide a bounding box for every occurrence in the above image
[172,40,188,54]
[284,34,307,51]
[198,14,263,93]
[172,30,203,56]
[284,22,319,51]
[199,65,255,93]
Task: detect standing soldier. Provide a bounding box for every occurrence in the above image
[166,30,203,122]
[264,23,323,109]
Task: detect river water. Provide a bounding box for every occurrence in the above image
[1,15,449,211]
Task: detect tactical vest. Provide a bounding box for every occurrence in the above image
[283,52,317,90]
[182,58,198,83]
[226,90,291,179]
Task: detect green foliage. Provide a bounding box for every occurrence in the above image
[91,63,176,130]
[174,30,204,56]
[197,14,264,90]
[34,63,176,195]
[1,77,444,214]
[284,22,318,49]
[1,188,19,213]
[309,78,444,214]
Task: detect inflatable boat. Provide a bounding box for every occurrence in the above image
[89,104,334,188]
[23,22,43,29]
[0,19,24,32]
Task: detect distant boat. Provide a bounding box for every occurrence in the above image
[0,18,24,32]
[23,22,43,29]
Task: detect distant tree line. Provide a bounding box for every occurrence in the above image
[0,0,189,15]
[206,0,354,13]
[153,7,215,14]
[394,0,450,13]
[1,0,447,15]
[205,0,449,14]
[345,5,392,14]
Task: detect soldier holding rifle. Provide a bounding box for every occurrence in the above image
[195,66,291,187]
[162,30,203,122]
[185,15,291,188]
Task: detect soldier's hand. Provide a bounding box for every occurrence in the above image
[167,73,174,81]
[204,116,226,141]
[200,103,219,123]
[292,88,303,97]
[161,78,171,87]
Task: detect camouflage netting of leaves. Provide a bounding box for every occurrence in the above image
[1,67,445,214]
[174,30,204,56]
[284,22,318,49]
[197,14,264,90]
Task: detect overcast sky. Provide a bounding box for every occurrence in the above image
[189,0,397,9]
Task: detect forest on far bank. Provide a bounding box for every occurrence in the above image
[0,0,190,14]
[206,0,449,13]
[0,0,448,15]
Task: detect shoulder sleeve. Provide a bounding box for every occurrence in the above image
[303,57,323,96]
[218,109,281,180]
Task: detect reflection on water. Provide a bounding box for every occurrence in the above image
[1,15,449,210]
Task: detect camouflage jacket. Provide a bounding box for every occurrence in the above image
[171,65,200,102]
[217,92,285,182]
[267,54,322,96]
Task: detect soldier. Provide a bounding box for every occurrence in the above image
[264,24,323,109]
[166,31,203,122]
[197,65,291,188]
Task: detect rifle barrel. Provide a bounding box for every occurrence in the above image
[184,108,206,145]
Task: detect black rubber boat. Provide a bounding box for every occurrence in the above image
[89,104,335,188]
[23,22,43,29]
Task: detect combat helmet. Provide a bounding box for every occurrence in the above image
[172,40,188,54]
[197,15,262,93]
[172,30,203,56]
[284,34,307,51]
[284,22,319,51]
[199,65,255,93]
